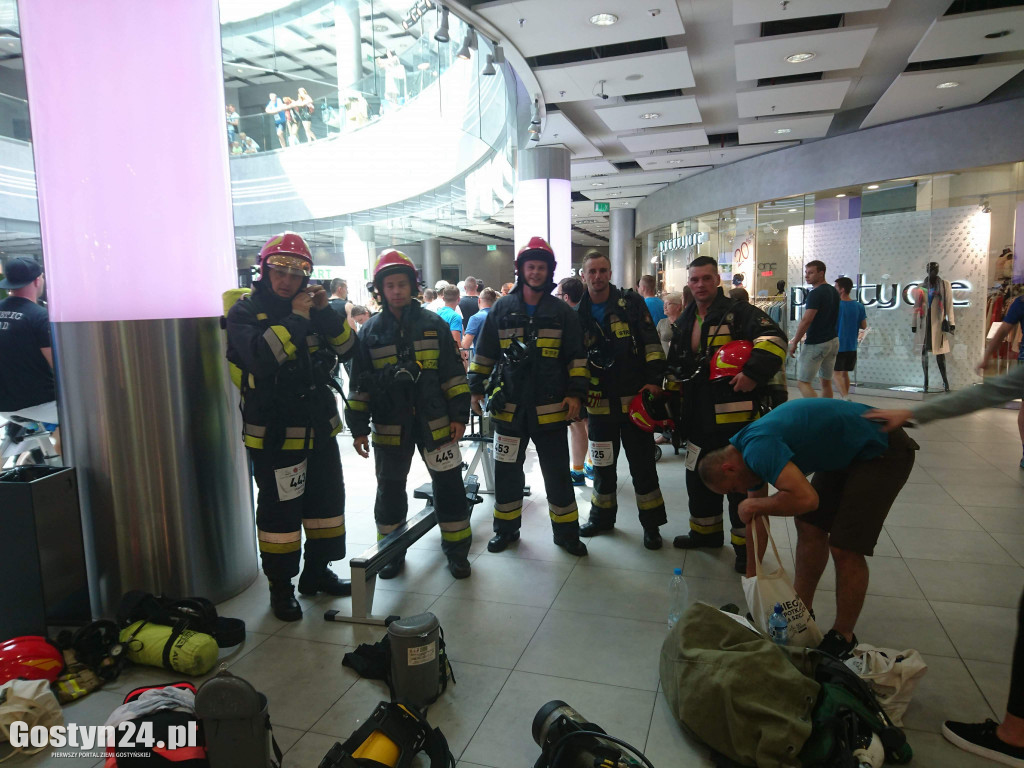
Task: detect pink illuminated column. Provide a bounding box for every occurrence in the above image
[515,147,572,287]
[20,0,256,615]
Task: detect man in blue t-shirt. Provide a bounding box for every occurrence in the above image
[697,399,918,659]
[462,287,494,357]
[638,274,665,325]
[789,260,840,398]
[832,276,867,401]
[436,285,464,353]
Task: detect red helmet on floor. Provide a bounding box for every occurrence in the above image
[373,249,418,291]
[257,232,313,279]
[0,636,64,684]
[710,340,753,380]
[628,391,675,433]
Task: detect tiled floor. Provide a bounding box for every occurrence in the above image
[10,393,1022,767]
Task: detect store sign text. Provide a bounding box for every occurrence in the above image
[791,275,972,312]
[658,232,708,253]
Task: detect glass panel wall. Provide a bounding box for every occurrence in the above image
[647,161,1024,394]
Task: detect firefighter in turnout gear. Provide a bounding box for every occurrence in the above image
[225,232,358,621]
[467,237,590,556]
[576,252,668,549]
[347,250,474,580]
[666,256,788,573]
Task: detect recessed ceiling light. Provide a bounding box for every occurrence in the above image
[985,29,1012,39]
[836,193,846,198]
[625,74,644,81]
[590,12,618,26]
[867,184,879,190]
[936,81,960,89]
[640,112,661,120]
[373,23,388,32]
[668,159,682,165]
[785,52,816,64]
[591,182,604,187]
[417,62,430,70]
[788,208,797,213]
[774,128,792,134]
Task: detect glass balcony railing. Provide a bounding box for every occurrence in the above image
[0,92,31,143]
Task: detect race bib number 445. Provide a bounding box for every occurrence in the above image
[425,441,462,473]
[275,459,307,501]
[493,434,521,463]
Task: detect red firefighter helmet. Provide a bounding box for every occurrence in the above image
[516,236,556,274]
[257,232,313,278]
[710,340,753,380]
[0,636,64,684]
[628,391,675,433]
[373,249,418,290]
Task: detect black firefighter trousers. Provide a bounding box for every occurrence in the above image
[373,428,472,559]
[250,441,346,583]
[492,424,580,541]
[586,416,667,531]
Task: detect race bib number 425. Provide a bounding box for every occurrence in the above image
[425,441,462,473]
[275,459,307,501]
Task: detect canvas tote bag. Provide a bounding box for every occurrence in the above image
[844,644,927,726]
[742,521,824,648]
[0,678,64,762]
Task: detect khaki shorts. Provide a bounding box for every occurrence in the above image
[796,337,839,382]
[798,427,919,556]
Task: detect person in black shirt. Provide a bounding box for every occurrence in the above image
[328,278,348,318]
[789,260,839,398]
[458,276,480,323]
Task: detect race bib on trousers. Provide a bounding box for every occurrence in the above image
[425,441,462,473]
[684,441,701,472]
[275,459,308,501]
[493,433,521,463]
[589,440,614,467]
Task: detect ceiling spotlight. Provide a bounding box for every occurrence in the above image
[867,184,879,190]
[774,128,792,134]
[530,132,540,142]
[640,112,661,120]
[836,193,846,198]
[785,52,816,63]
[418,61,431,70]
[434,6,450,43]
[936,81,960,89]
[493,44,506,64]
[591,182,604,186]
[788,208,797,212]
[456,31,472,60]
[482,53,496,76]
[594,79,609,100]
[468,27,478,51]
[985,29,1012,39]
[668,159,682,165]
[590,12,618,26]
[981,199,992,213]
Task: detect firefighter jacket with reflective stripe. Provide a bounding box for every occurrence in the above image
[577,285,666,420]
[467,290,588,432]
[226,290,357,450]
[345,301,470,451]
[666,289,787,445]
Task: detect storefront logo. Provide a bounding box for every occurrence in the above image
[658,231,708,253]
[791,275,971,312]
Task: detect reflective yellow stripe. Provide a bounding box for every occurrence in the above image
[538,412,567,424]
[690,520,722,534]
[586,404,611,415]
[636,490,665,510]
[664,380,682,392]
[415,349,440,361]
[372,355,399,368]
[421,359,438,370]
[708,334,733,347]
[431,426,450,440]
[493,506,522,520]
[371,433,402,445]
[499,339,512,348]
[347,400,369,411]
[263,326,291,363]
[569,367,589,377]
[549,508,579,524]
[492,411,514,422]
[304,524,345,540]
[716,412,755,424]
[536,338,561,348]
[440,526,472,542]
[754,339,787,361]
[258,540,302,554]
[731,532,747,547]
[591,492,615,508]
[469,362,493,374]
[228,362,244,389]
[445,384,470,399]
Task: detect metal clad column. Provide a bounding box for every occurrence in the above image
[335,0,363,92]
[20,0,256,614]
[516,147,571,286]
[610,207,637,290]
[424,238,442,287]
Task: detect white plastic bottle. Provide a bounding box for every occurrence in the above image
[668,568,688,630]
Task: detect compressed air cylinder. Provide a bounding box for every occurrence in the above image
[387,613,441,709]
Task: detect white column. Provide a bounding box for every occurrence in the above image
[515,146,571,287]
[423,238,442,287]
[610,207,637,290]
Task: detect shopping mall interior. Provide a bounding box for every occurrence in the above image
[1,0,1024,766]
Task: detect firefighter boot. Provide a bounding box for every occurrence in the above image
[733,544,747,575]
[298,560,352,597]
[487,531,520,553]
[553,534,588,556]
[269,581,302,622]
[447,554,472,579]
[643,527,663,550]
[379,552,405,579]
[672,530,724,550]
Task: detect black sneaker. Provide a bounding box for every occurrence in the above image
[817,629,857,660]
[942,719,1024,767]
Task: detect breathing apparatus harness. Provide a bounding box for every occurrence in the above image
[318,701,455,768]
[484,311,537,415]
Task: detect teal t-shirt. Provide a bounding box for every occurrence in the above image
[729,400,889,486]
[590,301,608,326]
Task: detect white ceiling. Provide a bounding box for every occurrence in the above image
[534,47,695,103]
[475,0,685,58]
[594,95,702,132]
[734,25,879,82]
[618,126,709,153]
[535,112,601,158]
[910,7,1024,62]
[733,0,891,25]
[579,183,668,201]
[633,143,799,170]
[737,112,835,144]
[736,79,852,118]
